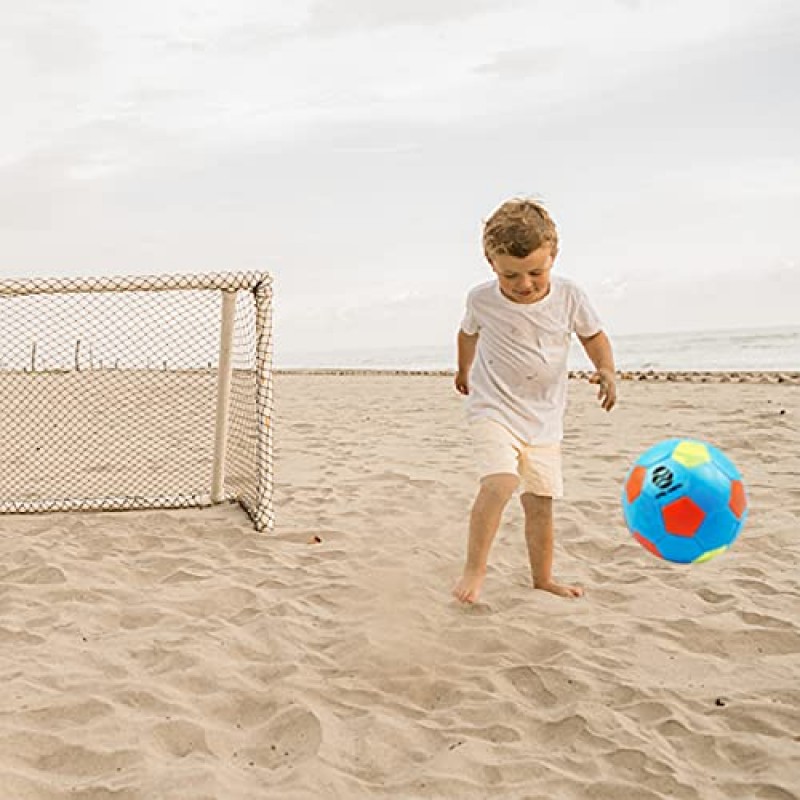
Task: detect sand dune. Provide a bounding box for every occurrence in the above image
[0,374,798,799]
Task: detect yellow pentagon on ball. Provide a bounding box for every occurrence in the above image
[693,545,728,563]
[672,441,711,469]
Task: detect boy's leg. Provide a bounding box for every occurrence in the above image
[453,473,518,603]
[520,493,583,598]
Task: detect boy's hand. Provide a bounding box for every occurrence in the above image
[589,368,616,411]
[454,371,470,395]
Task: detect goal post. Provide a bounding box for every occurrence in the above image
[212,290,237,505]
[0,271,274,532]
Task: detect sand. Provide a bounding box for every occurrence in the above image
[0,373,798,799]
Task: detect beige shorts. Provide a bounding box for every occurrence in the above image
[470,418,564,498]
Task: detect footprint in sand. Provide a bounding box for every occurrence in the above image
[239,705,322,770]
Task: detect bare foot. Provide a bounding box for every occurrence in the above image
[452,571,486,603]
[534,580,584,599]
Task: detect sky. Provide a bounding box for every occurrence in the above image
[1,0,798,364]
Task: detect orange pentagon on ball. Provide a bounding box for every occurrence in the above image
[728,480,747,519]
[625,466,647,503]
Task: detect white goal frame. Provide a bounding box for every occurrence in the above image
[0,272,274,532]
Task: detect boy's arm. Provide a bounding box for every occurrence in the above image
[578,330,617,411]
[455,330,479,395]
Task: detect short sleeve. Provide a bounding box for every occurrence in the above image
[572,286,603,338]
[460,291,480,335]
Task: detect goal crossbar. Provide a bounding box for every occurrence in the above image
[0,272,269,297]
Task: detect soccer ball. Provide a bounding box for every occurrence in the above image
[621,438,748,564]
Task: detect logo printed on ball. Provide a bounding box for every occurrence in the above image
[652,466,673,489]
[651,465,683,499]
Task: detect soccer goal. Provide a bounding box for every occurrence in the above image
[0,272,274,532]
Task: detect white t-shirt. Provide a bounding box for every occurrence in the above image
[460,276,603,444]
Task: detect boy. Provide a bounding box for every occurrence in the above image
[453,198,616,604]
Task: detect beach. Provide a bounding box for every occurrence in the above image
[0,373,798,799]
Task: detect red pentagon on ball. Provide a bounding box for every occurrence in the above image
[729,480,747,519]
[625,466,647,504]
[662,496,705,537]
[633,532,663,558]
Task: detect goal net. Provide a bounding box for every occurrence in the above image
[0,272,274,532]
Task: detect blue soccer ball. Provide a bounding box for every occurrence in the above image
[621,438,748,564]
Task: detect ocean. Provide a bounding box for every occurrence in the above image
[276,325,800,373]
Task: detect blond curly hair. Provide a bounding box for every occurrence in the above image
[482,198,559,261]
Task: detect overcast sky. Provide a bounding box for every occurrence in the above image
[1,0,798,361]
